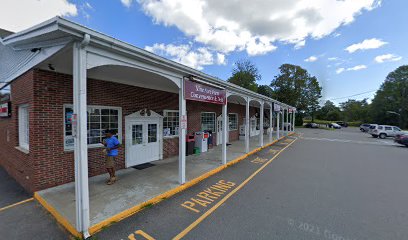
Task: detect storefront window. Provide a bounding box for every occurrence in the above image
[201,112,216,131]
[229,113,238,131]
[18,104,29,150]
[163,110,179,137]
[64,105,121,149]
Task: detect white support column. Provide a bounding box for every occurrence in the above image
[179,78,186,184]
[290,112,293,132]
[245,97,250,153]
[276,109,280,139]
[281,110,284,136]
[73,41,90,238]
[259,101,264,147]
[286,108,289,135]
[293,111,296,132]
[222,103,228,164]
[269,104,273,143]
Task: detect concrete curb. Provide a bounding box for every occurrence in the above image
[34,132,296,238]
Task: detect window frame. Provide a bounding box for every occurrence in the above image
[18,104,29,151]
[63,104,122,151]
[200,112,216,131]
[163,110,180,138]
[228,113,238,131]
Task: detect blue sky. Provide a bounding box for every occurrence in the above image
[2,0,407,105]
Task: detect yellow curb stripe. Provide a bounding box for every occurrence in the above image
[0,198,34,212]
[89,136,290,235]
[33,192,82,238]
[172,137,298,240]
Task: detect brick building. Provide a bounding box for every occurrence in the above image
[0,17,295,235]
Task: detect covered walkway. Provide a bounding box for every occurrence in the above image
[37,133,285,228]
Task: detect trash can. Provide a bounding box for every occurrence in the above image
[193,147,201,155]
[186,134,195,156]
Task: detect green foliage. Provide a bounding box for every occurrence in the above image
[369,65,408,129]
[228,59,261,92]
[340,99,370,122]
[257,85,274,98]
[316,100,341,121]
[295,114,303,126]
[270,64,322,120]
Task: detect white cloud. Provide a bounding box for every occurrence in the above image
[345,38,388,53]
[336,68,345,74]
[121,0,133,7]
[328,57,338,61]
[294,40,306,50]
[216,53,227,65]
[0,0,77,32]
[347,65,367,71]
[332,32,341,38]
[137,0,380,55]
[145,43,226,70]
[336,65,367,74]
[305,56,318,62]
[375,54,402,63]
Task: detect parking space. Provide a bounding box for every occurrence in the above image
[0,167,69,239]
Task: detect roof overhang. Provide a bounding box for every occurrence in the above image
[1,17,292,108]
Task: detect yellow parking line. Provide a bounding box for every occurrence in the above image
[135,230,155,240]
[172,137,298,240]
[0,198,34,212]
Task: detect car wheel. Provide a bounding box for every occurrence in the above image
[379,133,387,139]
[360,128,364,132]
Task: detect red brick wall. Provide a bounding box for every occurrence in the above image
[0,69,258,192]
[0,70,36,192]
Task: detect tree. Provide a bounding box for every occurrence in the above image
[316,100,341,120]
[228,59,261,92]
[257,85,274,98]
[369,65,408,128]
[270,64,322,121]
[340,99,369,122]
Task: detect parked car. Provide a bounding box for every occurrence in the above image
[330,123,341,129]
[360,123,371,132]
[394,133,408,147]
[370,125,402,139]
[304,123,318,128]
[336,121,348,127]
[367,124,378,134]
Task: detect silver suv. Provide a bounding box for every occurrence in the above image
[369,125,402,139]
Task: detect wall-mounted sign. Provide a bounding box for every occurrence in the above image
[0,102,11,117]
[288,108,293,113]
[184,80,226,105]
[274,104,281,112]
[180,115,187,129]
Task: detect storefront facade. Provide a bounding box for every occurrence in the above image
[0,17,295,236]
